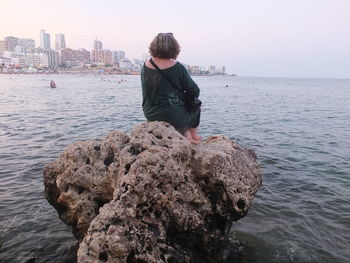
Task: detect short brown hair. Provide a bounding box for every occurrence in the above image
[149,33,180,59]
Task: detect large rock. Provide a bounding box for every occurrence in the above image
[43,121,262,262]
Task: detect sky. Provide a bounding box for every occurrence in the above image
[1,0,349,78]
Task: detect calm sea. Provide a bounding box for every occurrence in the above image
[0,74,349,263]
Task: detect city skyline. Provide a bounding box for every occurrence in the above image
[0,32,226,75]
[1,0,350,78]
[0,31,226,74]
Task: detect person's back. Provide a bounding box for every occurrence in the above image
[144,58,176,70]
[141,33,201,143]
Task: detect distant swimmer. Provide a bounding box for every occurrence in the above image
[225,84,229,87]
[50,80,56,88]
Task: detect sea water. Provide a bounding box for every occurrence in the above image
[0,74,349,262]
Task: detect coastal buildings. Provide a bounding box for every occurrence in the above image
[190,66,200,74]
[4,36,18,51]
[185,65,225,75]
[113,50,125,64]
[60,48,90,67]
[91,50,113,65]
[2,37,35,54]
[119,59,132,70]
[0,57,11,66]
[91,39,113,65]
[55,34,66,50]
[93,39,103,51]
[40,30,51,49]
[17,38,35,53]
[0,41,6,54]
[2,51,26,67]
[2,49,49,68]
[25,52,49,67]
[0,31,227,75]
[41,49,59,68]
[216,66,225,74]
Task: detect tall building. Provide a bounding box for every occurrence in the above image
[91,38,113,64]
[91,49,113,65]
[17,38,35,53]
[190,66,200,74]
[75,49,90,62]
[93,38,103,51]
[4,36,18,51]
[40,30,45,48]
[113,50,125,64]
[216,66,225,74]
[41,49,59,67]
[208,65,216,74]
[55,33,66,50]
[40,30,51,49]
[60,48,90,66]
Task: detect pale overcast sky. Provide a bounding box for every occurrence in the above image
[1,0,349,78]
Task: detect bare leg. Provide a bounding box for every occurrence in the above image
[190,127,202,141]
[184,130,199,144]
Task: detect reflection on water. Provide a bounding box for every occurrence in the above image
[0,74,349,262]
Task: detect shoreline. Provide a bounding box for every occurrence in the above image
[0,70,140,76]
[0,68,236,77]
[0,71,236,77]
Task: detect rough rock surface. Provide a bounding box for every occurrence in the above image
[43,121,262,262]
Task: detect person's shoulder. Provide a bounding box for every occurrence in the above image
[175,61,188,72]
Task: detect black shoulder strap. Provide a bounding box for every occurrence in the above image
[149,58,184,94]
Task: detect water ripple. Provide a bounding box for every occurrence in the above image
[1,75,350,262]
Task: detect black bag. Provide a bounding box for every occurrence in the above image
[149,58,202,113]
[181,91,202,113]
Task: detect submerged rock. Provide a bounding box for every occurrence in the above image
[43,121,262,262]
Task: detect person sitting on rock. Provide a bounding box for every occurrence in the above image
[141,33,202,144]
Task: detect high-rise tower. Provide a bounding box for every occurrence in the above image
[40,30,51,49]
[55,33,66,50]
[93,37,103,51]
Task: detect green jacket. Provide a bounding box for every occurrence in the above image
[141,62,200,131]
